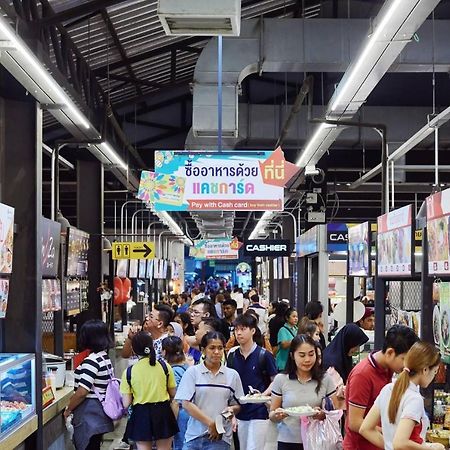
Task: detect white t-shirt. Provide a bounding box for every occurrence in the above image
[231,293,244,309]
[374,381,429,450]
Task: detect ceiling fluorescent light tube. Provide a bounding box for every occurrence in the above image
[249,211,272,239]
[157,211,184,235]
[0,16,90,129]
[330,0,403,111]
[296,123,327,167]
[100,142,128,170]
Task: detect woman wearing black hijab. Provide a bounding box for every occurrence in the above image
[322,323,369,383]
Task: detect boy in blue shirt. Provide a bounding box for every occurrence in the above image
[227,313,278,450]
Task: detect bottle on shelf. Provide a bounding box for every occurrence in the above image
[434,400,445,429]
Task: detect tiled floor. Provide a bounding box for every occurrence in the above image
[101,417,129,449]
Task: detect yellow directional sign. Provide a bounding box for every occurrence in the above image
[112,242,155,260]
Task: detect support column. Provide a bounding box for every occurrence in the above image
[0,83,43,449]
[421,228,433,344]
[281,216,294,301]
[77,160,104,322]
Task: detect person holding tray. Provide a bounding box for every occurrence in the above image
[269,334,337,450]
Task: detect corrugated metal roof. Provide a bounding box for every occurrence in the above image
[43,0,302,106]
[41,0,317,128]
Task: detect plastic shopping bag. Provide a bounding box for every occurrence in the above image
[300,410,343,450]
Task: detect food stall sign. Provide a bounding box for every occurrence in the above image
[377,205,414,278]
[0,202,14,274]
[189,238,241,260]
[427,189,450,276]
[348,222,371,277]
[137,147,300,211]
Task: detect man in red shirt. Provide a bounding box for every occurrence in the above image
[344,325,418,450]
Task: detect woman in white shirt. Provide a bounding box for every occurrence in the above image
[359,341,443,450]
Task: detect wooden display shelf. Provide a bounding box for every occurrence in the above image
[42,332,77,354]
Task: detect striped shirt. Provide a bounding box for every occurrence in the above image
[74,351,112,399]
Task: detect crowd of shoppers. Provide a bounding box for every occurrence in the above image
[66,287,441,450]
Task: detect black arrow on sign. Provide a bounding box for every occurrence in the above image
[133,243,153,258]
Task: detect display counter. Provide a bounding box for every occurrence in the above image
[0,354,36,448]
[0,414,38,450]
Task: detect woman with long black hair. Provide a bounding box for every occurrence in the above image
[269,334,337,450]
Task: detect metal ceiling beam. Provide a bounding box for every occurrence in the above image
[136,127,191,147]
[114,83,191,110]
[93,37,208,76]
[38,0,130,26]
[100,9,144,98]
[121,93,191,121]
[329,182,434,194]
[105,73,165,90]
[350,105,450,189]
[125,119,185,131]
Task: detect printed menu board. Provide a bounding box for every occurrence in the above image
[435,282,450,364]
[42,279,62,312]
[377,205,413,277]
[0,278,10,318]
[427,189,450,276]
[139,260,147,279]
[348,222,371,277]
[80,280,89,311]
[66,227,89,277]
[147,259,154,282]
[154,259,164,279]
[0,203,14,274]
[171,261,180,280]
[41,217,61,277]
[66,280,81,316]
[129,260,139,279]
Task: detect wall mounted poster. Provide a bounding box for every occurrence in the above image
[348,222,371,277]
[0,278,10,318]
[42,279,62,313]
[0,202,14,274]
[377,205,413,277]
[427,189,450,276]
[66,280,81,316]
[66,227,89,277]
[438,282,450,364]
[41,217,61,277]
[137,147,300,211]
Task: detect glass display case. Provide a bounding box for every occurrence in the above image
[0,354,35,440]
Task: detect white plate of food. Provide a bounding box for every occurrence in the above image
[239,394,271,404]
[434,305,441,346]
[282,406,316,417]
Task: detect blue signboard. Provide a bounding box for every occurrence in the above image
[327,223,348,253]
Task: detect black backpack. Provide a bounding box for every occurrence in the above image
[227,346,271,388]
[126,358,169,388]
